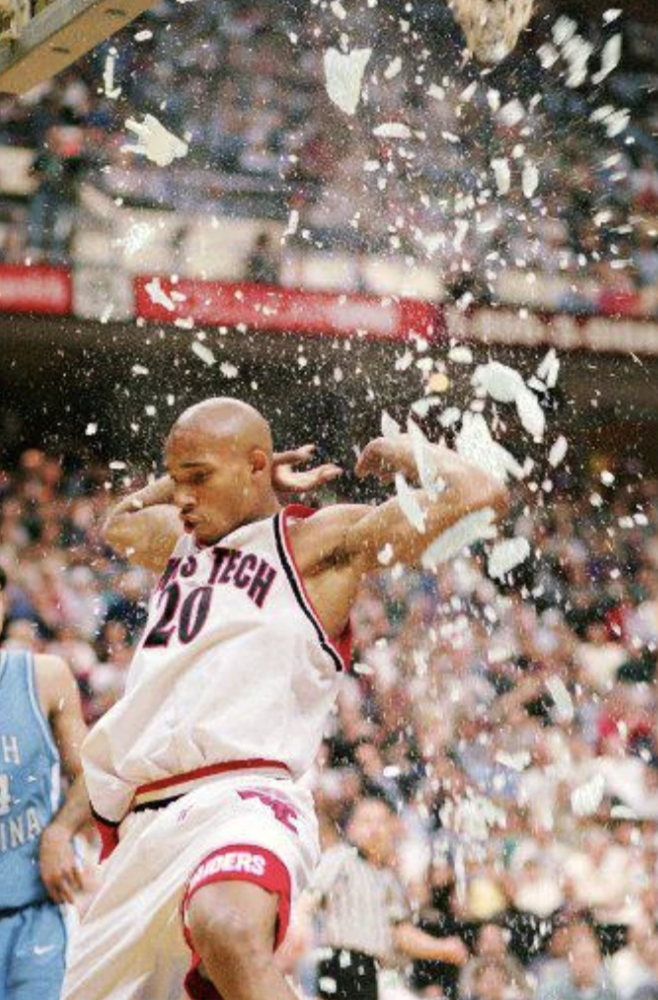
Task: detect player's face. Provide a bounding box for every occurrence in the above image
[166,431,260,544]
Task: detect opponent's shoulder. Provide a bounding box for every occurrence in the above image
[287,503,371,572]
[33,654,77,713]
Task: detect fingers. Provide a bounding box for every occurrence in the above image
[44,870,75,905]
[273,444,316,467]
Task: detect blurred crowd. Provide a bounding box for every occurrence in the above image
[2,441,658,998]
[0,0,655,313]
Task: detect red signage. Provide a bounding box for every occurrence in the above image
[0,264,72,314]
[134,278,443,343]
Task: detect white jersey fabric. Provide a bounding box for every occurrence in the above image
[83,504,349,824]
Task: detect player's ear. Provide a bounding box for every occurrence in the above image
[250,448,269,477]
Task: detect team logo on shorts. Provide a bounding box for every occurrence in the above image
[188,849,267,893]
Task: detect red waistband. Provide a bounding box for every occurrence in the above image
[133,758,291,803]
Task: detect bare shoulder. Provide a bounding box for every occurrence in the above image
[287,503,371,573]
[33,654,76,715]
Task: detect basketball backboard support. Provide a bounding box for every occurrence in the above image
[0,0,152,94]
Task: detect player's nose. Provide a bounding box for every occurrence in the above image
[173,484,196,509]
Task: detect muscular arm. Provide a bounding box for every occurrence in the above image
[343,435,508,572]
[292,435,508,638]
[35,654,90,904]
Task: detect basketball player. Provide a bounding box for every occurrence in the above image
[0,565,90,998]
[62,399,508,1000]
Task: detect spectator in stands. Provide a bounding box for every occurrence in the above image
[246,230,280,285]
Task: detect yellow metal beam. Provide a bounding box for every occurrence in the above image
[0,0,153,94]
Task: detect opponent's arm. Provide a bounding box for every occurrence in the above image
[342,434,508,572]
[103,445,342,574]
[36,655,90,904]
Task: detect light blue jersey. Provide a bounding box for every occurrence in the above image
[0,649,62,909]
[0,649,67,999]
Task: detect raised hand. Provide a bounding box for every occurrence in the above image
[354,436,414,483]
[273,444,342,495]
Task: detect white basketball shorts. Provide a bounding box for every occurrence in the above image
[62,766,319,1000]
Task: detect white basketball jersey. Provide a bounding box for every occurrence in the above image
[83,505,350,823]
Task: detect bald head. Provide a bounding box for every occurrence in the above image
[165,397,278,544]
[170,397,273,459]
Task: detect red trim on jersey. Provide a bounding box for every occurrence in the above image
[181,844,292,1000]
[280,504,353,670]
[133,759,290,800]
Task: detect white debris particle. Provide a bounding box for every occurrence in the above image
[373,122,411,139]
[516,388,545,440]
[488,537,531,580]
[109,461,127,470]
[134,29,152,41]
[394,350,413,371]
[145,276,176,311]
[590,105,630,138]
[330,0,346,17]
[601,470,615,485]
[439,407,461,428]
[377,543,394,566]
[381,410,401,440]
[472,361,525,404]
[457,413,526,483]
[448,345,473,364]
[353,662,374,677]
[486,89,501,112]
[491,158,511,196]
[522,161,539,199]
[495,751,531,772]
[538,43,559,69]
[571,774,606,817]
[428,83,445,102]
[395,474,426,534]
[592,34,622,84]
[411,396,441,418]
[123,114,189,167]
[85,423,98,436]
[498,100,525,127]
[408,418,446,496]
[603,9,622,24]
[384,57,402,80]
[552,16,577,46]
[323,47,372,116]
[537,350,560,389]
[318,978,338,995]
[220,362,239,379]
[283,210,299,237]
[546,675,574,723]
[131,364,149,376]
[440,793,506,842]
[103,49,121,99]
[562,34,594,88]
[421,508,497,569]
[191,341,216,366]
[549,435,568,468]
[454,219,469,252]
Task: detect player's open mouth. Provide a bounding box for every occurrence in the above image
[182,516,199,532]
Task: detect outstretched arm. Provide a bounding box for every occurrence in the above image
[103,445,342,573]
[342,434,508,572]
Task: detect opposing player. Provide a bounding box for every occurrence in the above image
[63,398,508,1000]
[0,565,90,999]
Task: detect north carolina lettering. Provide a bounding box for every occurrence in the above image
[0,806,44,853]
